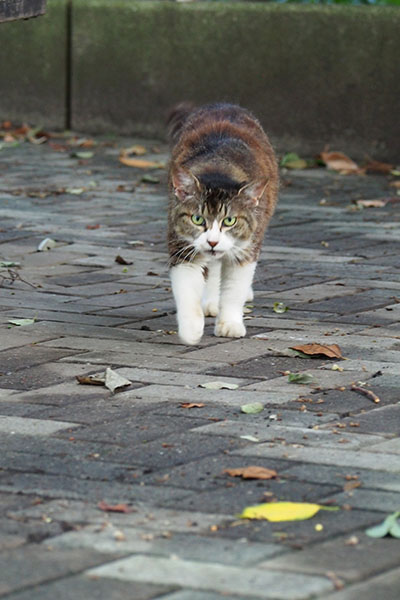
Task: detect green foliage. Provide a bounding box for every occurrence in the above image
[210,0,400,5]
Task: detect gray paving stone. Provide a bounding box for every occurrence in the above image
[317,567,400,600]
[194,420,385,450]
[281,463,400,493]
[232,444,400,473]
[0,361,110,391]
[0,546,117,597]
[86,554,333,599]
[322,488,400,513]
[0,472,192,504]
[2,136,400,600]
[4,577,173,600]
[49,524,285,565]
[0,415,79,435]
[259,533,400,582]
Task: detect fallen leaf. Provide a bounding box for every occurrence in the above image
[389,181,400,189]
[76,373,105,386]
[224,466,277,480]
[8,318,35,326]
[97,500,134,514]
[141,174,160,184]
[115,255,133,265]
[320,151,364,175]
[121,144,147,156]
[37,238,57,252]
[104,368,131,393]
[65,187,85,195]
[364,159,393,174]
[119,156,164,169]
[0,261,19,268]
[239,501,339,521]
[128,240,145,246]
[365,512,400,538]
[356,199,388,208]
[199,381,238,390]
[239,435,260,442]
[288,373,314,384]
[86,224,100,230]
[280,152,308,170]
[180,403,205,409]
[343,480,362,492]
[273,302,289,314]
[241,402,264,414]
[71,151,94,159]
[289,343,343,359]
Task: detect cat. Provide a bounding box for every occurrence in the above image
[167,102,278,345]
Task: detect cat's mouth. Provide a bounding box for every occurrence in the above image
[208,248,224,257]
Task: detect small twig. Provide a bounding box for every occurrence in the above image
[0,268,37,289]
[351,384,380,404]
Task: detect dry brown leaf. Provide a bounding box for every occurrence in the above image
[356,198,391,208]
[389,181,400,189]
[320,151,364,175]
[97,500,134,513]
[76,374,105,386]
[119,156,164,169]
[343,480,362,492]
[180,402,205,409]
[290,343,343,359]
[115,255,133,265]
[224,466,278,480]
[364,159,393,174]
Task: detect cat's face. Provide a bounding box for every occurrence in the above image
[174,199,252,261]
[170,169,267,263]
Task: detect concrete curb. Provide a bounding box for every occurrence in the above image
[1,1,399,159]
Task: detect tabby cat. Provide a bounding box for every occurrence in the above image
[167,103,278,345]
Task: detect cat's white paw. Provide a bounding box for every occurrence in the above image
[178,315,204,345]
[215,320,246,338]
[203,300,219,317]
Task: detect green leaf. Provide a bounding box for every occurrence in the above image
[273,302,289,314]
[241,402,264,414]
[199,381,238,390]
[288,349,312,359]
[141,174,160,184]
[65,187,85,195]
[288,373,314,384]
[366,512,400,538]
[0,261,19,268]
[239,435,260,442]
[8,318,35,326]
[71,151,94,159]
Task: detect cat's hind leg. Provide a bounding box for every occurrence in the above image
[215,261,256,338]
[202,260,221,317]
[170,263,205,345]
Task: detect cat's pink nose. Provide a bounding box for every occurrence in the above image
[208,240,218,248]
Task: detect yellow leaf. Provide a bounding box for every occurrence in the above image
[238,501,337,522]
[119,156,165,169]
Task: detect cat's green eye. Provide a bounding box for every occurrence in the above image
[191,215,205,226]
[222,216,237,227]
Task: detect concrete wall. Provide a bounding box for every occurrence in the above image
[0,0,66,128]
[1,0,399,160]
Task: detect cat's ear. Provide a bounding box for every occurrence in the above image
[238,178,269,206]
[171,168,200,202]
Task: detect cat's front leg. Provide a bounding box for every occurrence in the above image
[170,263,205,345]
[215,261,256,338]
[202,260,221,317]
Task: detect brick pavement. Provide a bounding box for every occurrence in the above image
[0,136,400,599]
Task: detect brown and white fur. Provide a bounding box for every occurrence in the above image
[167,103,278,345]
